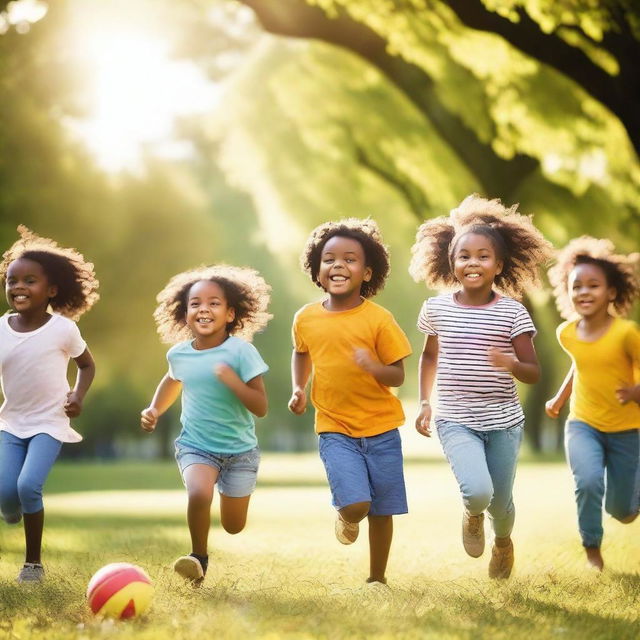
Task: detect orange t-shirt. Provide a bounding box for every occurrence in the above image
[292,299,412,437]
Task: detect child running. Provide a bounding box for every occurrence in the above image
[409,195,552,579]
[289,218,412,587]
[0,226,98,582]
[141,265,271,584]
[546,236,640,571]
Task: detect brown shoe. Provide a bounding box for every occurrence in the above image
[462,511,484,557]
[335,513,359,545]
[488,539,514,579]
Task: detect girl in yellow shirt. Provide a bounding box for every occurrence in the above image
[546,237,640,571]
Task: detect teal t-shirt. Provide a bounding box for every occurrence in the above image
[167,336,268,454]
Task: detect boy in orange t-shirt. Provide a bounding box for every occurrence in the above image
[289,218,411,587]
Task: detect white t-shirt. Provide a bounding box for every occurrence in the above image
[417,292,536,431]
[0,313,87,442]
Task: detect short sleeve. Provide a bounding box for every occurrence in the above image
[376,312,412,365]
[292,312,308,353]
[166,347,181,381]
[624,322,640,368]
[510,304,536,339]
[65,321,87,358]
[416,299,437,336]
[238,342,269,383]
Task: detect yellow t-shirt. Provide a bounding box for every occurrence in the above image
[292,299,412,437]
[558,318,640,432]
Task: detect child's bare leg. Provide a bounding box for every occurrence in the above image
[367,514,392,584]
[220,494,251,534]
[183,464,218,555]
[23,509,44,564]
[585,546,604,571]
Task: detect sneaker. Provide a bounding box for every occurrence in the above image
[335,513,359,545]
[462,511,485,557]
[173,555,204,583]
[16,562,44,583]
[488,540,514,579]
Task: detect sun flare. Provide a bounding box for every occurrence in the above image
[69,25,220,172]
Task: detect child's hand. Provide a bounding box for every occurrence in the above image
[616,385,640,405]
[354,348,378,374]
[64,391,83,418]
[140,407,159,432]
[288,388,307,415]
[545,398,562,419]
[214,363,239,387]
[415,403,432,437]
[487,347,516,372]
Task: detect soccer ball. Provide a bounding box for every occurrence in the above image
[86,562,153,619]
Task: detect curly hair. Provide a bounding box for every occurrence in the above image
[300,218,390,298]
[154,264,272,344]
[0,225,99,320]
[408,194,553,299]
[548,236,640,320]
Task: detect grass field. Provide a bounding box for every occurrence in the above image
[1,451,639,640]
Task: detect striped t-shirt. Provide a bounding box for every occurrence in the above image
[417,292,536,431]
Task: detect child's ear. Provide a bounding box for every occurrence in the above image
[364,266,373,282]
[495,261,503,276]
[227,307,236,323]
[47,284,58,300]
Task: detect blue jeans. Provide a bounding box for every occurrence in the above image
[436,419,524,538]
[0,431,62,522]
[565,420,640,548]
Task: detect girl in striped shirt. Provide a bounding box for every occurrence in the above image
[409,194,552,579]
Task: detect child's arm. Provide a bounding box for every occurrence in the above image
[141,373,182,432]
[65,348,96,418]
[616,385,640,405]
[488,332,540,384]
[545,366,574,418]
[354,349,405,387]
[415,335,438,437]
[215,364,268,417]
[288,350,311,415]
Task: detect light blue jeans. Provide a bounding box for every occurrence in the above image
[0,431,62,522]
[565,420,640,548]
[436,419,524,538]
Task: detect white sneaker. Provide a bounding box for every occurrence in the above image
[173,555,204,583]
[335,513,359,545]
[462,510,485,557]
[16,562,44,583]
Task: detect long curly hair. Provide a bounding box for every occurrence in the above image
[548,236,640,319]
[0,225,99,320]
[300,218,390,298]
[409,194,553,299]
[154,264,272,344]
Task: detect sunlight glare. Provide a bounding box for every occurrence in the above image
[71,29,221,172]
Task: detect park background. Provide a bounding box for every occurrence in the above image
[0,1,639,638]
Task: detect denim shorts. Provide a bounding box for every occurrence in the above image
[318,428,408,516]
[175,443,260,497]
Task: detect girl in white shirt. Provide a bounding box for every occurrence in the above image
[0,226,98,583]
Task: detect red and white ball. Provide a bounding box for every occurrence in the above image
[87,562,153,619]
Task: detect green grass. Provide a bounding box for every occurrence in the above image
[1,455,639,639]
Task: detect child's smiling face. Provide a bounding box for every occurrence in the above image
[318,235,372,302]
[185,279,235,341]
[568,262,615,319]
[452,232,503,292]
[5,258,57,315]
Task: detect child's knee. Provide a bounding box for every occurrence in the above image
[187,487,213,508]
[339,501,370,523]
[608,507,638,524]
[221,519,246,535]
[465,488,492,514]
[16,478,42,514]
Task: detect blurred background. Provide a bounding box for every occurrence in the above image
[1,0,638,458]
